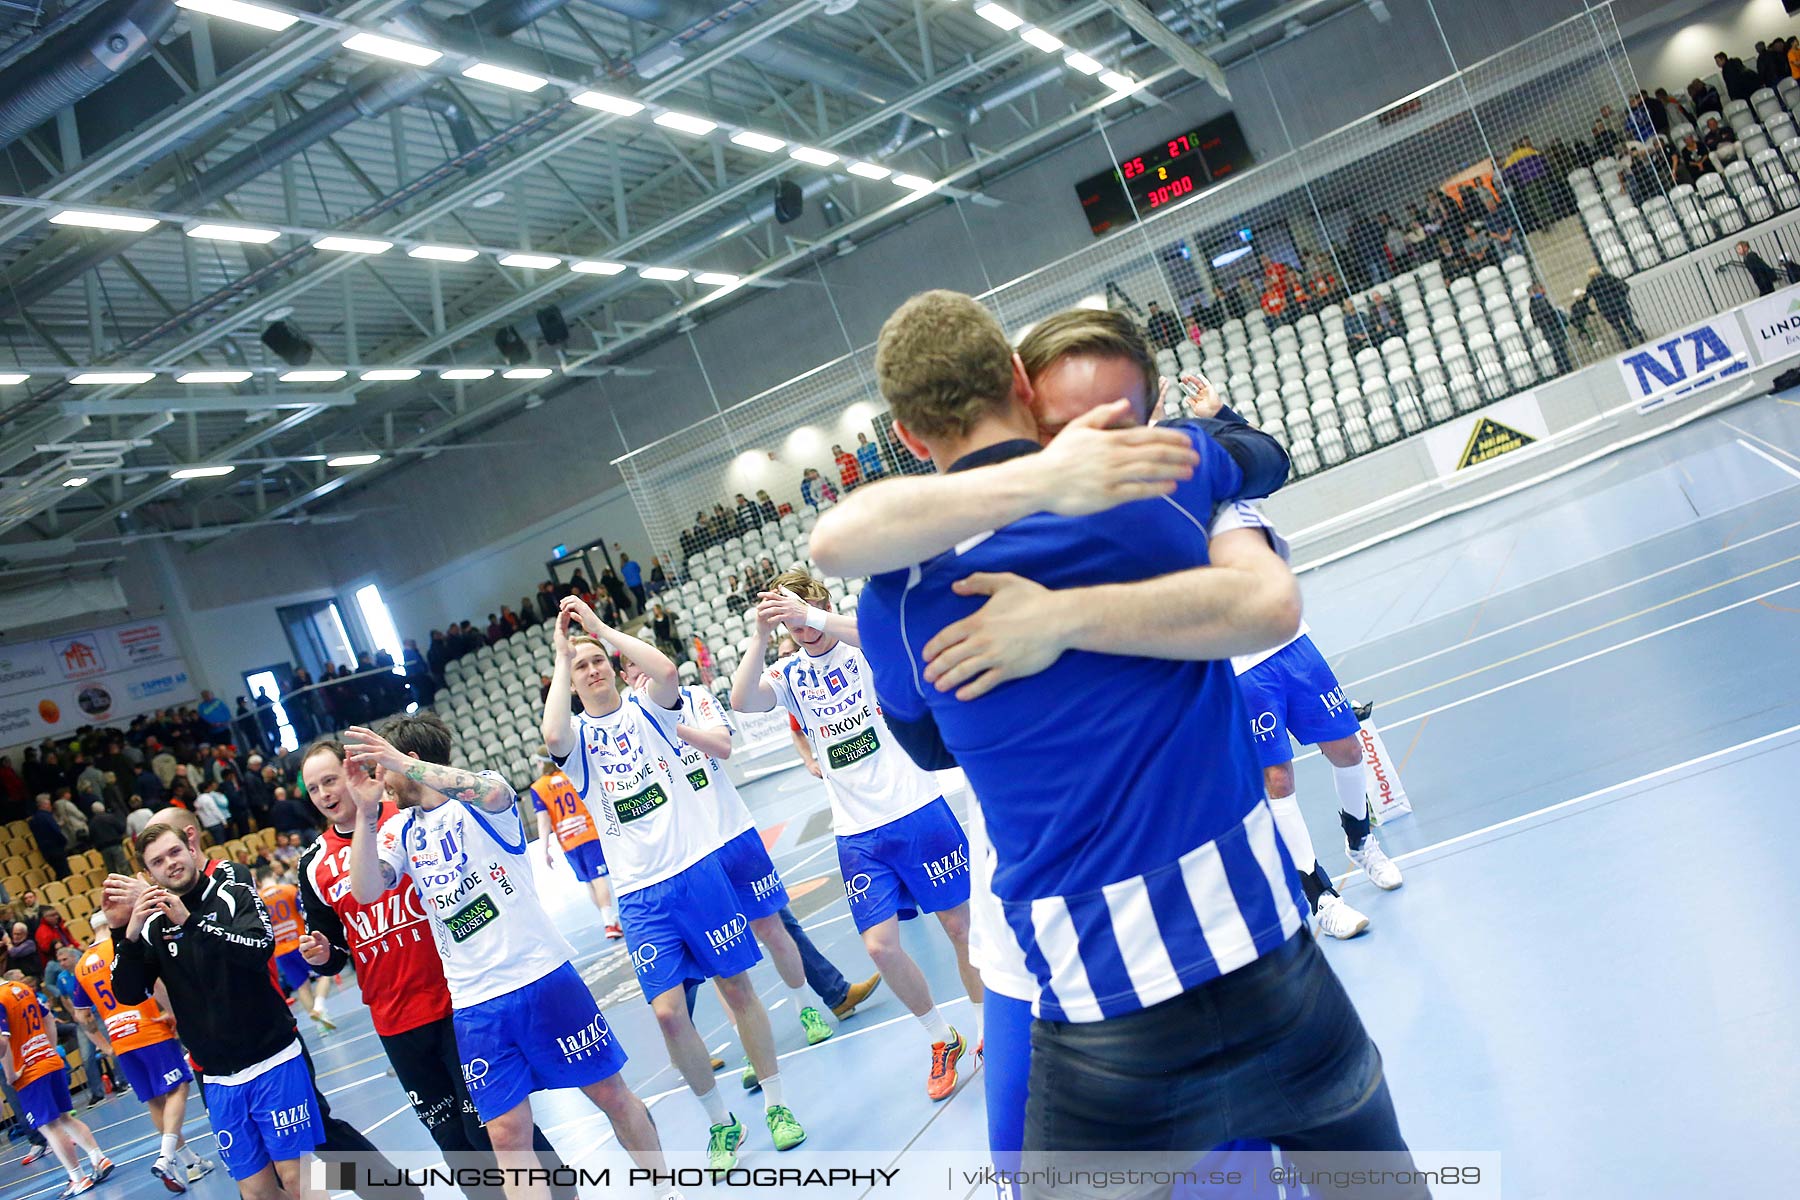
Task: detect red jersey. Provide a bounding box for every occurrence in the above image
[297,803,452,1036]
[0,981,63,1089]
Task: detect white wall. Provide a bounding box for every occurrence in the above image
[1625,0,1794,91]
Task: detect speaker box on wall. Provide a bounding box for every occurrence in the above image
[260,319,314,367]
[773,179,804,224]
[494,326,530,365]
[536,305,570,345]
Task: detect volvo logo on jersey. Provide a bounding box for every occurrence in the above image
[921,847,969,886]
[704,913,750,952]
[555,1013,615,1062]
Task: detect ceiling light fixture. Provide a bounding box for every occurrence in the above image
[174,0,297,31]
[892,174,936,191]
[638,266,688,281]
[313,235,393,254]
[407,244,479,262]
[176,370,253,383]
[359,368,421,381]
[847,162,892,180]
[730,131,786,153]
[326,453,382,467]
[498,253,560,269]
[0,373,28,385]
[170,465,235,479]
[503,367,553,379]
[694,272,740,286]
[49,209,160,232]
[1064,51,1103,73]
[653,111,716,136]
[71,371,155,385]
[572,90,645,116]
[440,368,495,380]
[1099,70,1140,95]
[279,369,347,382]
[186,222,281,243]
[1020,26,1063,52]
[975,2,1023,29]
[461,62,547,92]
[341,31,441,65]
[788,146,839,166]
[571,260,626,275]
[62,477,88,488]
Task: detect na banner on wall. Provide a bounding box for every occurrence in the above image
[0,618,196,742]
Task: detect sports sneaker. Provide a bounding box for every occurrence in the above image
[1347,835,1403,890]
[61,1175,95,1198]
[765,1104,806,1151]
[311,1013,337,1033]
[830,973,881,1021]
[740,1058,760,1092]
[1315,893,1370,939]
[151,1157,188,1193]
[798,1006,833,1045]
[927,1028,965,1101]
[604,924,623,940]
[183,1158,217,1183]
[91,1157,115,1183]
[22,1144,49,1166]
[706,1114,744,1171]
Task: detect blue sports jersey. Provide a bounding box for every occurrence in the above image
[857,431,1305,1023]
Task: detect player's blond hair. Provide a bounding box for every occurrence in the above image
[770,569,831,606]
[1016,307,1158,399]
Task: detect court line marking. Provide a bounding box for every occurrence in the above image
[1332,721,1800,888]
[322,1071,389,1097]
[1338,516,1800,688]
[363,1103,415,1134]
[1735,437,1800,482]
[1720,418,1800,467]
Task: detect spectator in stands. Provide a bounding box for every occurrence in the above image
[597,564,631,619]
[1590,114,1622,158]
[27,795,69,880]
[853,431,885,482]
[621,553,647,613]
[268,785,316,836]
[1480,190,1518,252]
[1347,212,1387,287]
[799,466,837,508]
[682,515,705,556]
[1757,40,1786,87]
[710,501,738,541]
[536,581,560,622]
[1790,37,1800,80]
[832,443,862,492]
[1636,90,1670,141]
[648,558,669,596]
[757,554,777,586]
[51,789,87,849]
[724,574,749,616]
[0,757,26,822]
[6,923,44,979]
[1736,241,1781,296]
[1700,114,1739,165]
[1654,87,1693,128]
[755,489,779,522]
[1144,300,1183,350]
[733,492,762,531]
[32,909,76,963]
[1380,212,1409,270]
[124,795,151,842]
[1502,139,1554,231]
[88,802,127,876]
[1585,266,1644,346]
[1717,50,1761,103]
[1368,291,1404,341]
[195,783,230,844]
[1687,78,1722,118]
[1340,298,1372,351]
[650,604,678,659]
[1527,282,1574,375]
[1624,94,1655,144]
[253,687,280,749]
[1624,145,1665,206]
[1675,133,1712,182]
[485,613,507,645]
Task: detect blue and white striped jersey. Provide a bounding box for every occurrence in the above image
[857,432,1305,1022]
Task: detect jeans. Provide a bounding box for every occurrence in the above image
[682,905,849,1015]
[1022,932,1425,1200]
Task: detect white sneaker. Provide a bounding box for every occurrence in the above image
[1314,894,1370,939]
[1347,835,1403,890]
[184,1158,217,1184]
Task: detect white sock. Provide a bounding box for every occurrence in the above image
[759,1073,783,1108]
[970,998,983,1045]
[694,1083,729,1127]
[84,1143,102,1166]
[602,906,618,927]
[178,1144,201,1168]
[1266,792,1318,872]
[917,1006,951,1046]
[1331,763,1369,821]
[790,984,813,1014]
[159,1133,179,1162]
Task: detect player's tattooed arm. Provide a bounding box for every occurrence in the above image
[344,725,517,814]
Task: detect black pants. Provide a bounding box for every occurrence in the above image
[1603,309,1645,347]
[380,1017,575,1200]
[1546,331,1573,376]
[1023,932,1425,1200]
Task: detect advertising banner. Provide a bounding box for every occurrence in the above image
[0,618,196,742]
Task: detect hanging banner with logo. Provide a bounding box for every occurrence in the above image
[1616,315,1751,412]
[0,618,196,742]
[1358,720,1412,824]
[1741,285,1800,367]
[1423,392,1548,477]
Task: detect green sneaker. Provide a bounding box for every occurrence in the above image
[707,1114,745,1171]
[765,1104,806,1151]
[740,1057,761,1092]
[798,1005,833,1046]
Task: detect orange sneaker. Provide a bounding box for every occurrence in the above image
[926,1028,965,1101]
[604,924,623,940]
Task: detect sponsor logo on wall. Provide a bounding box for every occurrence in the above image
[1742,286,1800,366]
[1615,317,1750,411]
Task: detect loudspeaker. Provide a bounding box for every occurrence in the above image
[773,179,804,224]
[494,326,530,365]
[260,319,314,367]
[535,305,570,346]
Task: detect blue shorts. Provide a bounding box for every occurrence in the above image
[274,948,313,992]
[207,1046,323,1180]
[714,827,788,919]
[1238,636,1360,769]
[118,1040,192,1103]
[619,852,763,1003]
[836,796,971,933]
[563,839,608,882]
[15,1067,71,1131]
[452,961,628,1122]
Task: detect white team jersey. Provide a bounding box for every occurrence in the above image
[963,794,1036,1002]
[633,683,756,851]
[764,640,940,836]
[375,780,573,1008]
[1211,500,1310,675]
[557,692,717,895]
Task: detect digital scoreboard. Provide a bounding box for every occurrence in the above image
[1074,113,1254,237]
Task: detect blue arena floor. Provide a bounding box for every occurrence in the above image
[5,393,1797,1200]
